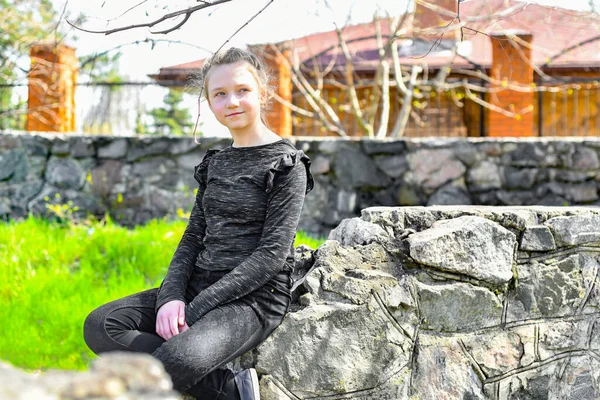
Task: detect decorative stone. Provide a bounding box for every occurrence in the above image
[427,182,472,206]
[503,166,537,190]
[407,216,516,285]
[569,146,599,171]
[333,145,391,189]
[373,154,408,179]
[90,160,123,197]
[328,217,389,247]
[361,139,407,155]
[255,301,412,398]
[126,138,171,162]
[467,161,502,191]
[70,137,96,158]
[45,156,86,190]
[51,136,70,155]
[98,139,128,159]
[545,213,600,246]
[520,225,556,251]
[416,281,503,331]
[0,150,28,182]
[409,149,466,192]
[21,134,50,157]
[310,155,330,175]
[0,352,179,400]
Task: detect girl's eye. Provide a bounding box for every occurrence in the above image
[215,92,225,97]
[239,88,249,93]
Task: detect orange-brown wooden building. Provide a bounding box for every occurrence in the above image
[150,0,600,138]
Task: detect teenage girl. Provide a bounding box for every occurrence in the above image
[83,47,313,400]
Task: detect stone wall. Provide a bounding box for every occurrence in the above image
[1,352,179,399]
[2,132,600,236]
[253,205,600,399]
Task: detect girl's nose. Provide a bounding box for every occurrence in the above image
[227,94,239,107]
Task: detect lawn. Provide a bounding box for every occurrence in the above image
[0,216,324,371]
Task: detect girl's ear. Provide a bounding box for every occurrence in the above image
[259,89,268,106]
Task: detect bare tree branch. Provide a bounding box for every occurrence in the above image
[390,65,422,137]
[375,17,390,138]
[333,22,373,136]
[66,0,233,35]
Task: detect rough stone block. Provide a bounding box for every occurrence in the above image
[520,225,556,251]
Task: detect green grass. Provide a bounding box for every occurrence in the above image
[0,216,325,371]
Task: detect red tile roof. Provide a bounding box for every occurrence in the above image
[150,0,600,82]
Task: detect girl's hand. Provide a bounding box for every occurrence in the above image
[156,300,187,340]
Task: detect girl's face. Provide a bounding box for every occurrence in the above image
[206,61,264,134]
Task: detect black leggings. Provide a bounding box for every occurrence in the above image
[83,270,292,399]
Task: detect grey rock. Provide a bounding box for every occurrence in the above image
[361,139,407,155]
[310,155,330,175]
[569,146,599,170]
[416,281,503,331]
[328,217,389,247]
[409,149,466,193]
[255,301,411,398]
[0,352,179,400]
[0,150,28,182]
[98,139,128,159]
[0,133,21,149]
[333,145,391,189]
[564,182,599,203]
[427,182,472,206]
[176,151,204,170]
[70,137,96,158]
[408,216,516,285]
[467,161,502,191]
[169,137,198,155]
[127,138,171,162]
[508,255,585,320]
[545,213,600,246]
[504,167,538,190]
[505,142,554,167]
[21,134,50,157]
[0,197,10,216]
[411,335,486,399]
[520,225,556,251]
[396,182,424,206]
[45,157,86,190]
[453,141,480,166]
[373,154,408,179]
[549,169,596,183]
[90,160,124,197]
[496,190,535,206]
[317,138,345,154]
[51,136,70,155]
[333,189,357,213]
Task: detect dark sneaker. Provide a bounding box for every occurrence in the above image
[234,368,260,400]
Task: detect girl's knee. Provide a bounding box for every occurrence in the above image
[83,306,109,354]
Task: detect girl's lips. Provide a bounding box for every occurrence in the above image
[226,112,243,117]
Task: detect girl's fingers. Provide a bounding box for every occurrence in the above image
[170,316,179,337]
[178,304,185,326]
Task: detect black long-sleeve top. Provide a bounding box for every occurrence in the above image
[155,139,313,326]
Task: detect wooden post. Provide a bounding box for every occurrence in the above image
[27,43,78,132]
[412,0,460,39]
[253,43,293,138]
[487,31,535,137]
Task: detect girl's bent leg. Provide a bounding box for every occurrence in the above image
[152,301,264,398]
[83,289,164,355]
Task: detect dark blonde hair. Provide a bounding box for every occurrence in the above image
[196,47,274,110]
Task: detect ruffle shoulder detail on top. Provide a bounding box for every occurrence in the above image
[265,150,314,194]
[193,149,220,185]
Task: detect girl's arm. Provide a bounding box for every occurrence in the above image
[185,154,311,325]
[155,150,217,313]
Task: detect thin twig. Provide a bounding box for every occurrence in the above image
[66,0,233,35]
